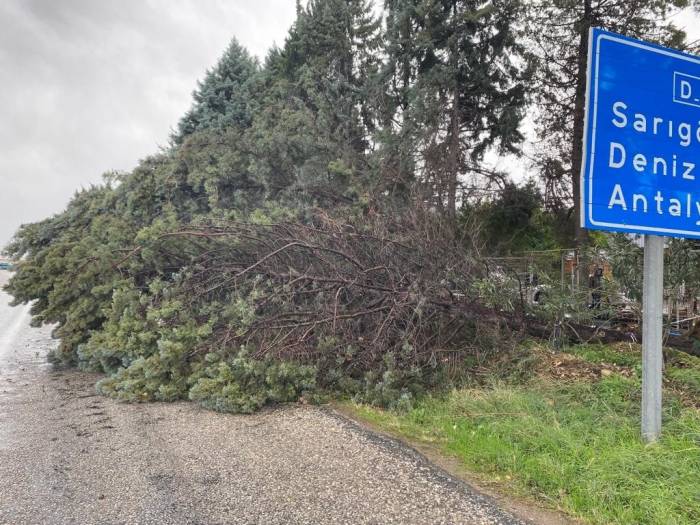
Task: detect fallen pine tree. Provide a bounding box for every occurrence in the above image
[78,207,522,411]
[8,202,699,413]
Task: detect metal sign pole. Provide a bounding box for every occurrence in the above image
[642,234,664,442]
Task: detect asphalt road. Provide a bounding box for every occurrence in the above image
[0,270,530,525]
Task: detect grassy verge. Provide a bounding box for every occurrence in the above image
[345,343,700,525]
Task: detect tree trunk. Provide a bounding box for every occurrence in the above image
[571,0,593,289]
[448,88,460,219]
[571,0,592,249]
[447,4,460,219]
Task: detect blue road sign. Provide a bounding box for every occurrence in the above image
[582,28,700,239]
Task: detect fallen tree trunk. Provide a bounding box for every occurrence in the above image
[522,317,700,356]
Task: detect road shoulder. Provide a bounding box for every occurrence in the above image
[332,403,582,525]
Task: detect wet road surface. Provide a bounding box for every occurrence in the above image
[0,270,530,525]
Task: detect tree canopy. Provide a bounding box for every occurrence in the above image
[4,0,699,413]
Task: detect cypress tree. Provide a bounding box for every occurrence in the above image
[249,0,381,205]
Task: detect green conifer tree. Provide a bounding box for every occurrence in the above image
[380,0,529,217]
[249,0,381,205]
[173,38,259,144]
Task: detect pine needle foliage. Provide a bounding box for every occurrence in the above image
[4,1,541,413]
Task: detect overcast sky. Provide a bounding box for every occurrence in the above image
[1,2,700,249]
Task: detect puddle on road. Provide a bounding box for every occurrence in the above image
[0,276,58,449]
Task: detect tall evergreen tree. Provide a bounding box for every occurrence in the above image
[249,0,382,205]
[375,0,421,199]
[381,0,529,217]
[173,38,259,144]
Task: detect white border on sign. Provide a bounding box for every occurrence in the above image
[581,31,700,237]
[673,71,700,108]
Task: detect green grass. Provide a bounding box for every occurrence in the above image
[567,343,700,399]
[565,342,641,368]
[667,367,700,397]
[347,345,700,525]
[666,350,700,399]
